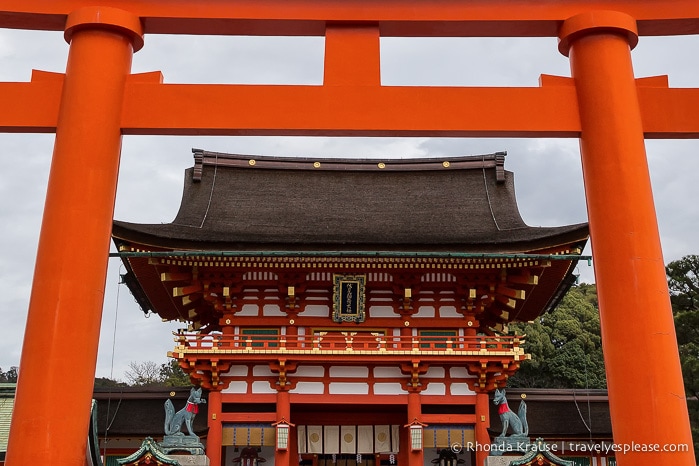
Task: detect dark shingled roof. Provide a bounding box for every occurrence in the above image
[93,387,208,438]
[113,150,588,253]
[92,387,611,440]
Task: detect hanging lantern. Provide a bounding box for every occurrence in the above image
[276,423,289,450]
[404,418,427,452]
[272,418,295,451]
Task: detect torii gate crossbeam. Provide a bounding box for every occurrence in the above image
[1,3,697,466]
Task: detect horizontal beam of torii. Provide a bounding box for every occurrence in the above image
[2,71,698,137]
[2,0,699,36]
[2,4,697,466]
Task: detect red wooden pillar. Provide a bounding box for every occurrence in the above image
[220,313,235,347]
[559,11,695,466]
[286,324,298,349]
[208,390,224,466]
[276,389,292,466]
[406,391,424,466]
[400,323,412,350]
[5,7,141,466]
[474,392,490,466]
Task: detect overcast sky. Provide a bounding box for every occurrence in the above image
[0,28,697,381]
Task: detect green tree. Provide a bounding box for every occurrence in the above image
[124,359,191,387]
[124,360,162,386]
[159,359,191,387]
[508,284,606,389]
[0,366,18,383]
[94,377,128,388]
[666,255,699,451]
[667,255,699,314]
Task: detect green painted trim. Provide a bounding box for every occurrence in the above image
[110,250,591,264]
[419,330,458,349]
[241,328,280,348]
[562,457,591,466]
[116,437,180,465]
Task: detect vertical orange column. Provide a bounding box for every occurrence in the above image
[286,323,298,349]
[559,11,695,466]
[276,389,292,466]
[5,7,142,466]
[208,390,223,466]
[406,391,424,466]
[324,23,380,86]
[474,392,490,466]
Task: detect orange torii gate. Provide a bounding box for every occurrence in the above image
[2,2,698,466]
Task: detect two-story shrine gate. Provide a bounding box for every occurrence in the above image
[1,2,699,466]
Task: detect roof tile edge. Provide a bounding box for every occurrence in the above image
[191,147,507,180]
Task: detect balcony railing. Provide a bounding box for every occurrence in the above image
[172,332,527,359]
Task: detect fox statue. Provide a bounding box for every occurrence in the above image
[493,388,528,438]
[164,386,207,438]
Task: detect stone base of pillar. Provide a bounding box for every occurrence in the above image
[483,455,524,466]
[169,454,211,465]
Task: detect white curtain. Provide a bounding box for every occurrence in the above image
[340,426,356,454]
[325,426,340,454]
[297,425,400,454]
[357,426,374,454]
[307,425,324,454]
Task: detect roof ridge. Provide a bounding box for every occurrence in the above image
[191,148,507,180]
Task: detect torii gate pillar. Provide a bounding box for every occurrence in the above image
[5,7,142,465]
[560,11,694,466]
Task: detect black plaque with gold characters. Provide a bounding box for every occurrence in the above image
[332,274,367,323]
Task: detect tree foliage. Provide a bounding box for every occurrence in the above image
[667,255,699,315]
[124,360,162,386]
[0,366,18,383]
[94,377,128,388]
[159,359,192,387]
[508,284,607,389]
[666,255,699,451]
[124,359,191,387]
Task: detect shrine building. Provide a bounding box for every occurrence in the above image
[112,149,588,466]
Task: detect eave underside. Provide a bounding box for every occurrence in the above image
[115,240,585,326]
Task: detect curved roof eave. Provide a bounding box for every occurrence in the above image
[113,220,589,255]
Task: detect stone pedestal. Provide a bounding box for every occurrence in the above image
[161,435,206,456]
[168,455,211,465]
[483,439,574,466]
[484,455,526,466]
[489,437,531,456]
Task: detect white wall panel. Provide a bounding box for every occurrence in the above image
[450,383,476,395]
[290,382,325,394]
[222,365,249,377]
[251,380,277,394]
[329,382,369,395]
[222,381,248,394]
[422,383,446,396]
[373,367,403,378]
[373,383,407,395]
[330,366,369,378]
